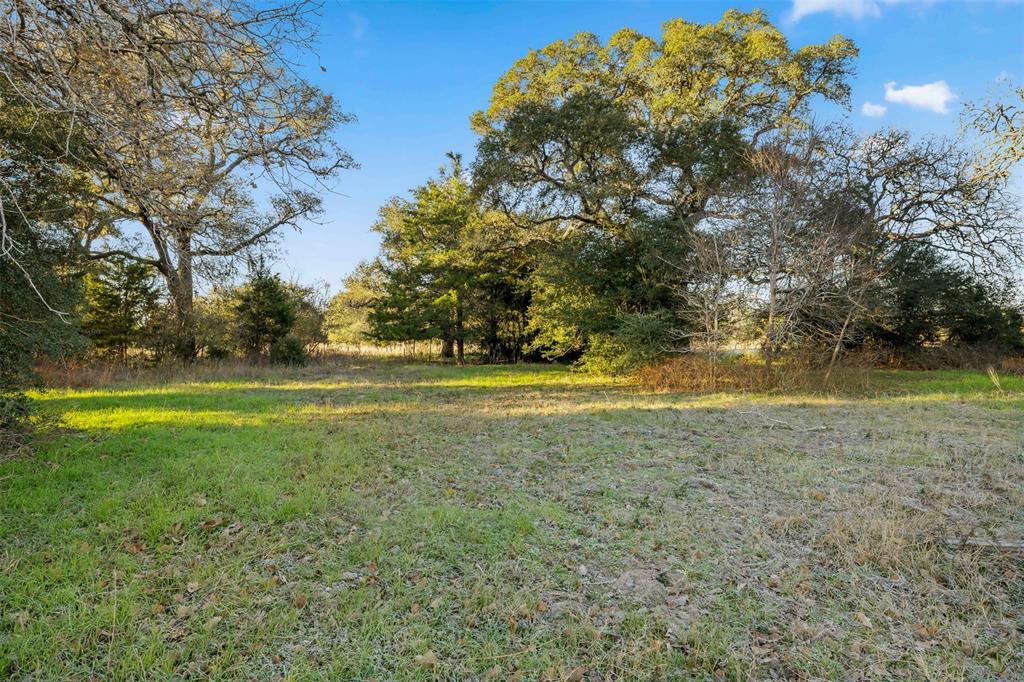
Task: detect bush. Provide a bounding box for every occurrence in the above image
[269,337,306,365]
[205,344,233,360]
[236,266,297,360]
[1,392,33,457]
[863,243,1024,358]
[576,311,674,374]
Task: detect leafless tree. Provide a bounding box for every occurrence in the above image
[671,229,750,388]
[1,0,354,357]
[964,79,1023,182]
[728,130,871,371]
[832,128,1022,275]
[697,124,1022,374]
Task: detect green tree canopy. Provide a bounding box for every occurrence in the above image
[864,243,1023,357]
[473,9,857,230]
[235,266,297,361]
[1,86,92,444]
[325,263,385,346]
[367,156,533,362]
[471,10,858,369]
[81,258,161,361]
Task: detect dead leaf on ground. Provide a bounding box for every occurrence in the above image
[413,650,438,668]
[564,666,586,682]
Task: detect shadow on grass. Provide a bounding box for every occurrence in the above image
[12,367,1018,528]
[3,362,1022,679]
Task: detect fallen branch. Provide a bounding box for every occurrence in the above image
[737,409,829,432]
[943,537,1024,553]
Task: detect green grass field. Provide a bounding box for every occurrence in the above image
[2,362,1022,680]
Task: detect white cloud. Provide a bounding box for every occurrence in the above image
[789,0,931,22]
[861,101,888,117]
[883,80,957,114]
[348,11,368,41]
[790,0,881,22]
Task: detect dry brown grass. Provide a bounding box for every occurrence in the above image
[34,344,458,390]
[998,355,1024,375]
[636,353,879,394]
[32,356,370,389]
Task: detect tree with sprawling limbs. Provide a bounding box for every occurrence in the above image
[0,0,355,358]
[472,9,858,368]
[965,79,1024,182]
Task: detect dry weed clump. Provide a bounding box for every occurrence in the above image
[636,354,875,394]
[820,509,940,574]
[998,355,1024,375]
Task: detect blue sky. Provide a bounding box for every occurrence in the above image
[276,0,1024,289]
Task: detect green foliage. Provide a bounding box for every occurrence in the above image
[269,336,307,366]
[864,243,1024,356]
[367,156,533,362]
[573,312,675,374]
[1,84,90,446]
[0,216,85,390]
[138,277,322,362]
[193,288,239,360]
[474,10,856,137]
[81,258,161,360]
[473,10,857,370]
[235,266,297,360]
[284,282,329,347]
[325,262,384,345]
[524,220,684,369]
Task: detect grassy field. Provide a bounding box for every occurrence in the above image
[2,361,1022,680]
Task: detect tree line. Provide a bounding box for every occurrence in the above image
[329,11,1023,372]
[80,257,325,364]
[2,4,1023,444]
[1,0,350,443]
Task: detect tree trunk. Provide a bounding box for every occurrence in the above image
[168,243,197,361]
[824,307,855,386]
[764,267,777,374]
[455,298,465,365]
[441,337,454,359]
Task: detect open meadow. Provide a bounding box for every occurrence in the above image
[2,361,1022,680]
[4,1,1024,680]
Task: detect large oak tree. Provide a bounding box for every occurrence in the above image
[472,10,858,365]
[1,0,353,357]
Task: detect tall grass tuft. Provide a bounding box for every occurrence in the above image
[987,366,1004,394]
